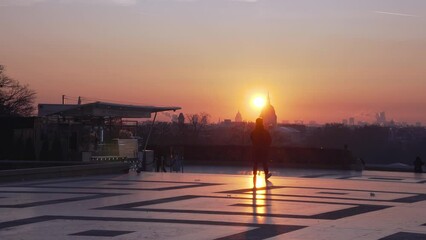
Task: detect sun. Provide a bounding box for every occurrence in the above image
[252,96,266,109]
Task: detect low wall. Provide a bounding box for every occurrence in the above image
[152,145,357,170]
[0,160,92,170]
[0,162,129,182]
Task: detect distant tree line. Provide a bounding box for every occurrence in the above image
[303,124,426,165]
[140,121,426,165]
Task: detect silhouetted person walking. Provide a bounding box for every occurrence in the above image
[251,118,272,181]
[413,156,424,173]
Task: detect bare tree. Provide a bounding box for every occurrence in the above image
[185,112,211,132]
[186,113,199,132]
[0,65,36,116]
[199,112,210,128]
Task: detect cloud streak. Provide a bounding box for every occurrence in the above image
[375,11,419,18]
[0,0,261,7]
[0,0,46,7]
[0,0,138,7]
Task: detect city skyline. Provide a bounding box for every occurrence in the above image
[34,94,421,126]
[1,0,425,124]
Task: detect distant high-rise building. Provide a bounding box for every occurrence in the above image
[178,113,185,124]
[358,121,368,126]
[342,119,348,125]
[223,119,232,124]
[259,93,277,128]
[308,121,318,126]
[235,110,242,122]
[376,112,386,125]
[349,117,355,126]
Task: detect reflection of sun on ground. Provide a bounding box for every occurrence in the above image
[252,96,266,109]
[253,174,266,189]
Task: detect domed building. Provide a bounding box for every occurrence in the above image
[235,110,242,122]
[260,93,277,128]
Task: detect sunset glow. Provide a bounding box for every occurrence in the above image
[1,1,425,124]
[252,96,266,110]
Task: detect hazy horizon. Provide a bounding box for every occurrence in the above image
[1,0,425,124]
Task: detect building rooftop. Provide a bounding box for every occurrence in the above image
[38,101,181,118]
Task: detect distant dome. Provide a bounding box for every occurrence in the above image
[235,110,242,122]
[260,93,277,127]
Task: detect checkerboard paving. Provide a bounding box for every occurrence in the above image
[1,170,426,239]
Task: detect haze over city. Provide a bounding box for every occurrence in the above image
[1,0,425,124]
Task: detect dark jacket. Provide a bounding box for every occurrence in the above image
[250,127,272,155]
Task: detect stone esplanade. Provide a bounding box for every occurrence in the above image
[1,169,426,239]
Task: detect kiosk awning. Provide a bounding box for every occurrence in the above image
[38,101,181,118]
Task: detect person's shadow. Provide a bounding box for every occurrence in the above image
[266,179,273,188]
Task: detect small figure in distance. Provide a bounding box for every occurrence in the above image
[251,118,272,182]
[413,156,424,173]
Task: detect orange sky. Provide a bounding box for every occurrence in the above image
[1,0,425,124]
